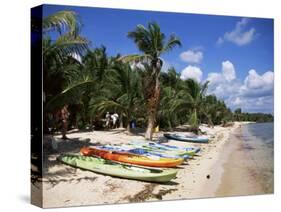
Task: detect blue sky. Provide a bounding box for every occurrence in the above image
[43,5,274,113]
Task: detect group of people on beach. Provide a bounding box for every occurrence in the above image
[105,112,119,129]
[53,108,120,139]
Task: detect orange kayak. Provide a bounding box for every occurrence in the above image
[80,147,183,167]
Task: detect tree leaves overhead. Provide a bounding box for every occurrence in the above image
[42,13,268,134]
[127,22,181,60]
[43,11,81,35]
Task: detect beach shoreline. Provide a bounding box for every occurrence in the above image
[34,121,261,208]
[215,123,274,197]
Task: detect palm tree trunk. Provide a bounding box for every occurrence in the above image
[145,63,161,140]
[119,113,124,128]
[168,118,173,131]
[190,108,199,134]
[145,113,154,139]
[126,122,131,133]
[126,113,131,133]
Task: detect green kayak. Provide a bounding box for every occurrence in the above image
[58,154,178,183]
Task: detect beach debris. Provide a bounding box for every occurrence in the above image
[206,175,210,179]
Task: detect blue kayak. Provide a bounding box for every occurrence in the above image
[164,133,209,143]
[99,145,190,160]
[129,141,200,156]
[146,142,200,153]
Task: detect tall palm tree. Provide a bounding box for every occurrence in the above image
[122,22,181,139]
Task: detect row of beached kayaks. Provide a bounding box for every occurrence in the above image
[58,134,208,183]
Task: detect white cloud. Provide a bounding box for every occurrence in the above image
[207,60,237,96]
[130,61,145,70]
[225,96,273,113]
[161,60,172,73]
[70,52,82,63]
[206,60,274,113]
[222,60,236,81]
[244,69,273,89]
[240,69,274,97]
[180,65,203,82]
[217,18,256,46]
[180,50,203,64]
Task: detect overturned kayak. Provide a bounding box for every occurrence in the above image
[129,141,201,156]
[58,154,178,183]
[101,144,190,160]
[80,147,184,167]
[164,133,209,143]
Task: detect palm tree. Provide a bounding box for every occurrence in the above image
[158,86,180,130]
[42,11,90,134]
[173,79,209,134]
[93,63,143,132]
[122,22,181,139]
[77,47,112,127]
[160,67,182,90]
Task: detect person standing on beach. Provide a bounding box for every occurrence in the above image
[105,112,111,129]
[111,113,119,129]
[60,105,70,139]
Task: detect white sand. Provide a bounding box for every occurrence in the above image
[33,122,249,208]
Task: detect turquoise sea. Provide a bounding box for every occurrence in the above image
[241,122,274,192]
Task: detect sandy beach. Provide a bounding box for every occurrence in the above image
[31,122,272,208]
[215,125,274,197]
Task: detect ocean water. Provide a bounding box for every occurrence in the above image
[241,122,274,192]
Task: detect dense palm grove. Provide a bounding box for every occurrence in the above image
[40,11,273,138]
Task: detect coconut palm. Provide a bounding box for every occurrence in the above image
[93,63,143,132]
[158,86,181,130]
[42,11,90,134]
[75,47,112,127]
[172,79,209,133]
[43,11,89,72]
[160,67,183,90]
[122,22,181,139]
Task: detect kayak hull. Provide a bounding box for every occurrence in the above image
[80,147,184,167]
[103,144,190,160]
[58,154,178,183]
[129,141,200,156]
[164,133,209,143]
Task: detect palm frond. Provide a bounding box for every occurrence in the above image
[162,34,181,53]
[45,79,94,112]
[118,54,152,63]
[43,11,80,35]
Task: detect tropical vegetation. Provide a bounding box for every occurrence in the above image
[37,10,273,139]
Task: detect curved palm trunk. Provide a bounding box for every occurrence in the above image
[126,112,131,133]
[119,113,124,128]
[190,108,199,134]
[126,122,131,132]
[145,63,161,140]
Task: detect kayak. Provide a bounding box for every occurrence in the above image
[58,154,178,183]
[80,147,184,167]
[126,143,191,158]
[101,144,190,160]
[164,133,209,143]
[129,141,201,156]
